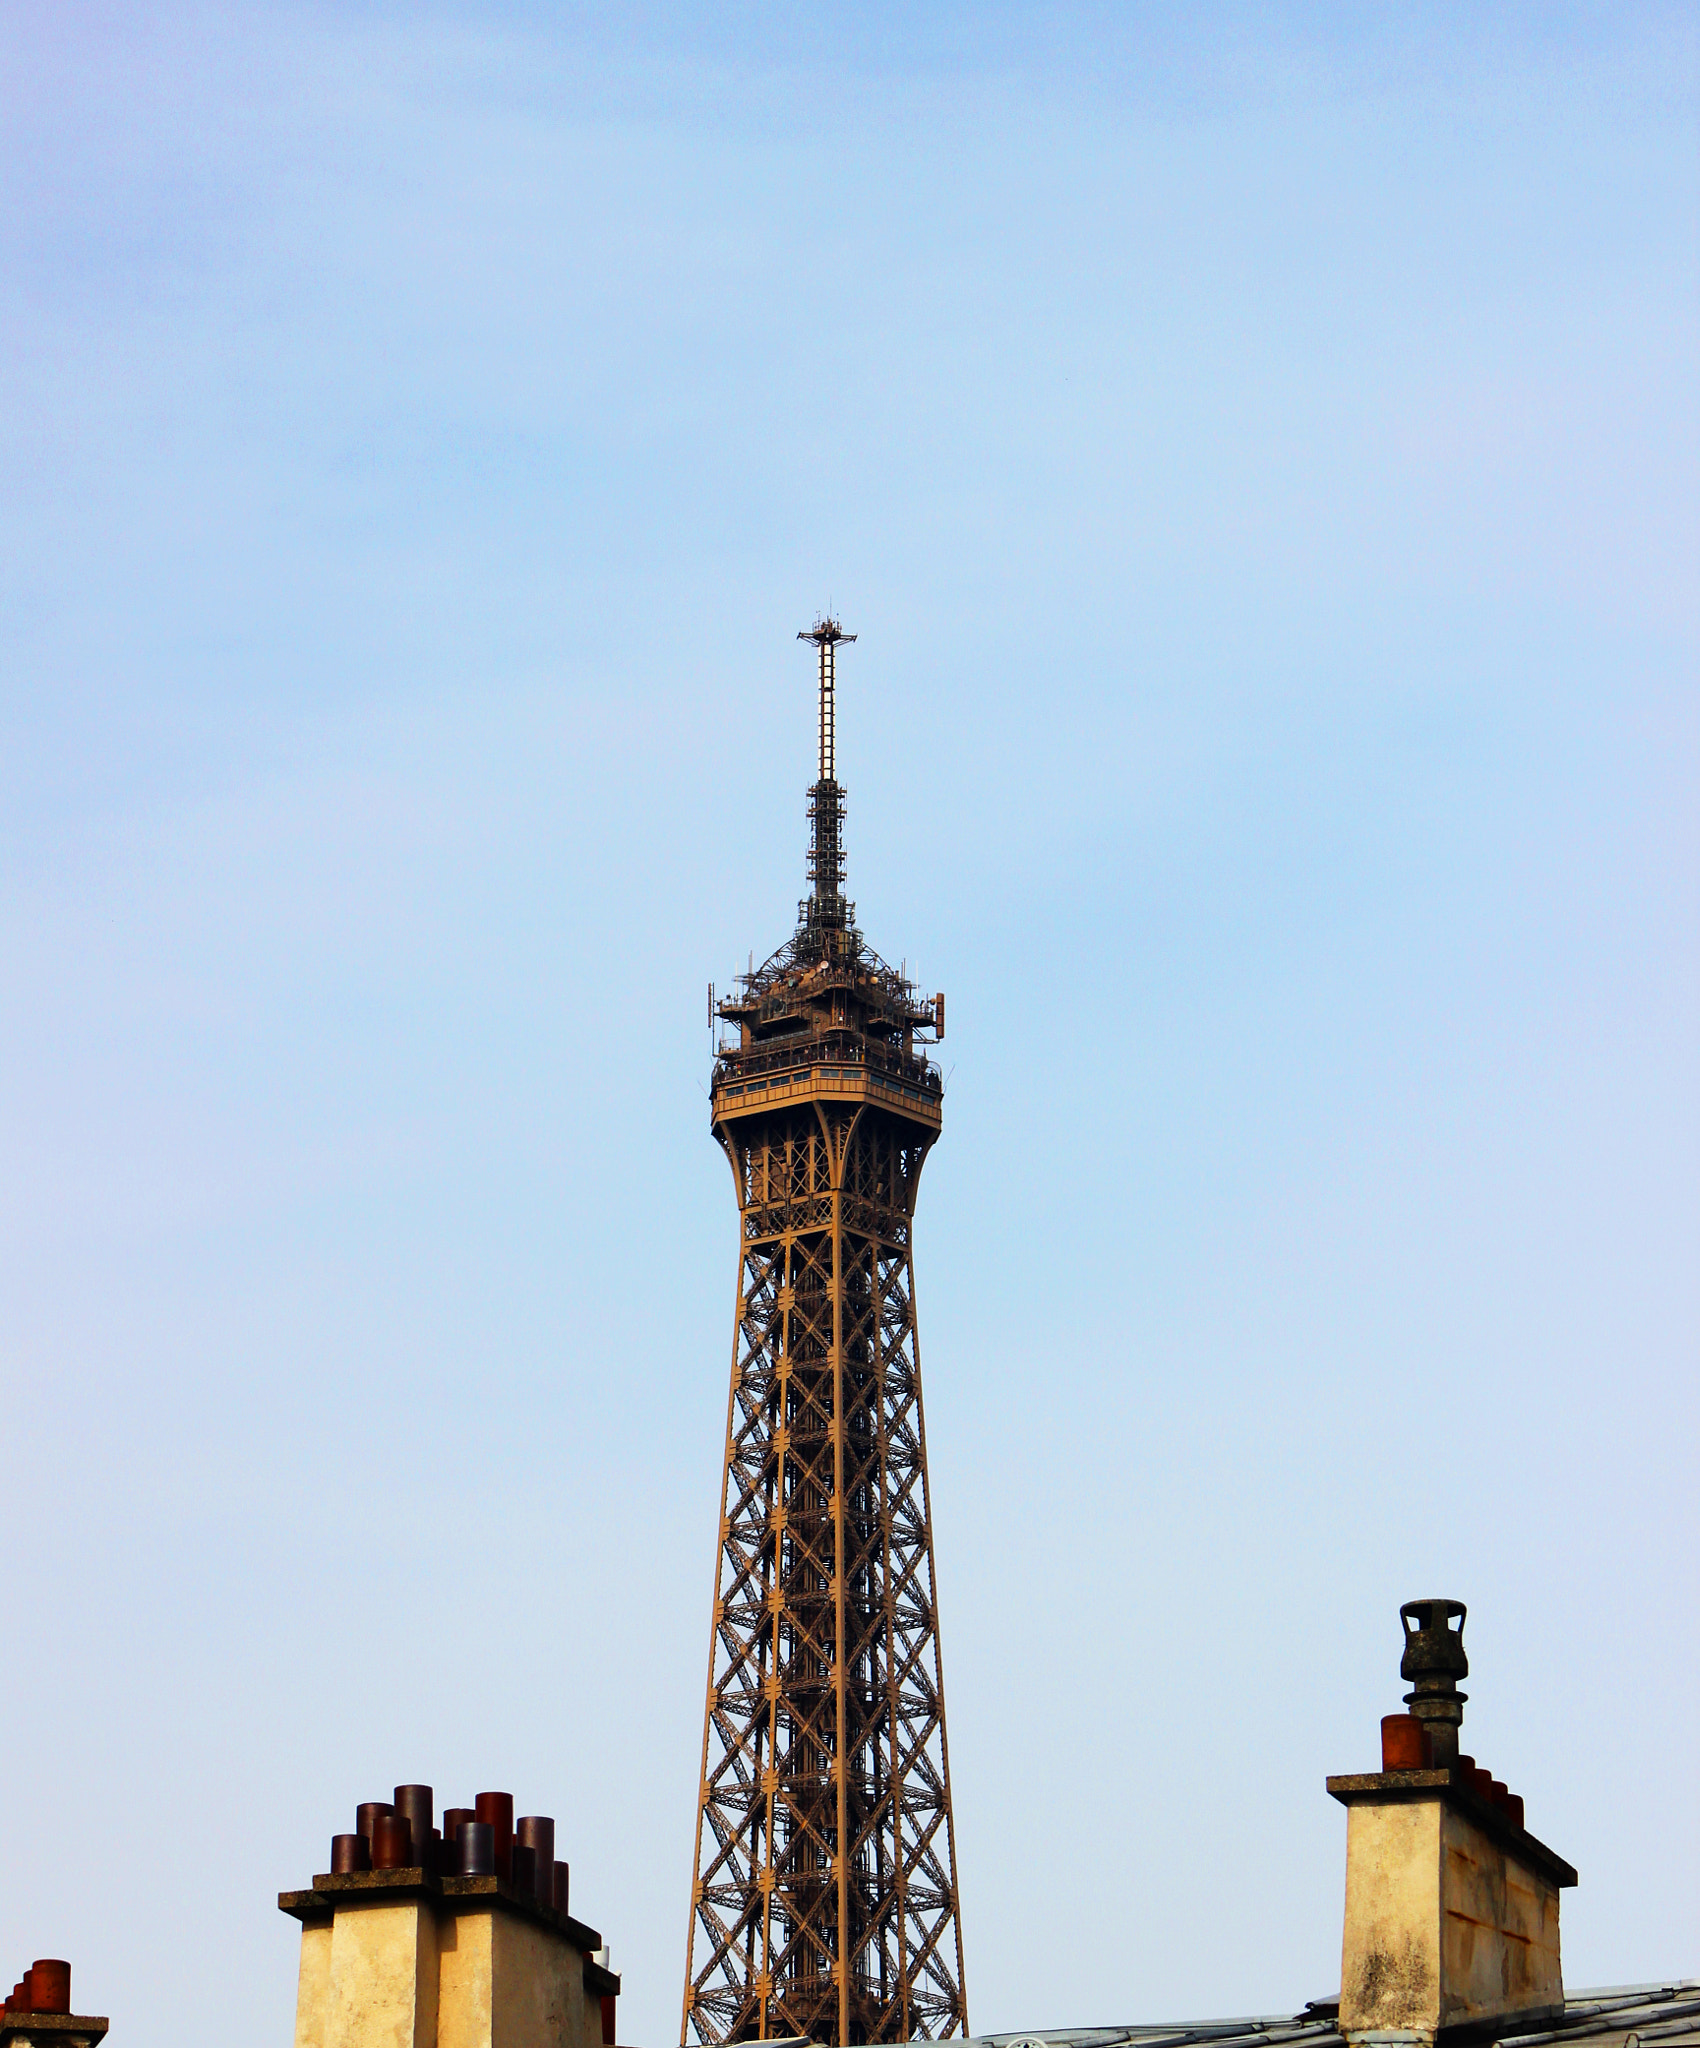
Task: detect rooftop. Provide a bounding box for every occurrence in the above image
[947,1982,1700,2048]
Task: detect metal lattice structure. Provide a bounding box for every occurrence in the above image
[682,620,967,2048]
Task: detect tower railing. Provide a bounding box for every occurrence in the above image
[713,1036,941,1091]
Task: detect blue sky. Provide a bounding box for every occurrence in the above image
[1,7,1695,2047]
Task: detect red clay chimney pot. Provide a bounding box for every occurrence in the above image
[371,1812,413,1869]
[356,1802,395,1847]
[1381,1714,1430,1771]
[30,1961,70,2014]
[475,1793,514,1880]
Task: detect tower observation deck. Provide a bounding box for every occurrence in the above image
[682,622,967,2047]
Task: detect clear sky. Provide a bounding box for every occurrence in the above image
[1,6,1695,2047]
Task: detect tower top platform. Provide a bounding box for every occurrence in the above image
[710,622,942,1131]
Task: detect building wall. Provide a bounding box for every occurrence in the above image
[1341,1798,1443,2035]
[1339,1797,1562,2042]
[295,1902,598,2048]
[296,1923,333,2048]
[322,1904,438,2048]
[1439,1806,1562,2027]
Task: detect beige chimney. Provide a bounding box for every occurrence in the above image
[1331,1600,1577,2048]
[282,1791,619,2048]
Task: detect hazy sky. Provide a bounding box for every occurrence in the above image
[1,7,1695,2048]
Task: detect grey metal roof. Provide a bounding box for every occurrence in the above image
[940,1981,1700,2048]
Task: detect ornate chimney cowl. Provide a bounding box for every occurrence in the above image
[1399,1597,1468,1766]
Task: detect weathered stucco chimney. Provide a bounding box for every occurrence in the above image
[1330,1601,1577,2048]
[282,1785,619,2048]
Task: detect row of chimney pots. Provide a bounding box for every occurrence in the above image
[330,1788,569,1912]
[1380,1714,1526,1828]
[3,1960,72,2015]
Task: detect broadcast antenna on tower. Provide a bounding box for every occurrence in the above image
[796,616,856,920]
[798,614,856,785]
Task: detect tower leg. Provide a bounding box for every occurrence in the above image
[683,1115,967,2046]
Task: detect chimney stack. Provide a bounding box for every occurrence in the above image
[0,1953,107,2048]
[282,1781,619,2048]
[1331,1600,1576,2048]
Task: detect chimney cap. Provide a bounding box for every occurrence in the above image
[1400,1598,1468,1681]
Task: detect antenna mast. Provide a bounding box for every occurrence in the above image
[797,616,856,922]
[799,614,854,784]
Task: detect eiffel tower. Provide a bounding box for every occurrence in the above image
[682,620,968,2046]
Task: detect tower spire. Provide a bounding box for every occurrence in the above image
[799,613,855,787]
[796,616,856,944]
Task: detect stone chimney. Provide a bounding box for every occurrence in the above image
[1330,1601,1577,2048]
[281,1784,620,2048]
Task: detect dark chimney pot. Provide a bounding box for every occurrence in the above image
[331,1833,371,1874]
[393,1787,434,1865]
[511,1844,537,1895]
[553,1861,570,1915]
[516,1818,555,1903]
[457,1821,495,1876]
